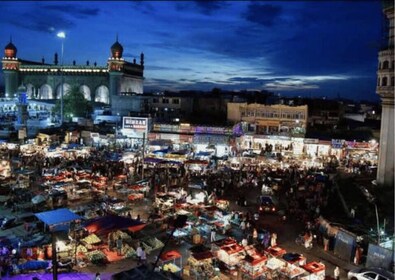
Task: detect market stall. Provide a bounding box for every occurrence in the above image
[265,246,287,258]
[185,245,216,279]
[159,250,183,276]
[301,262,325,280]
[239,246,268,279]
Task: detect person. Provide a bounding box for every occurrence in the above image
[210,226,217,242]
[334,266,340,280]
[136,243,143,265]
[116,236,123,256]
[94,272,101,280]
[270,233,277,247]
[350,207,356,218]
[140,247,147,264]
[304,231,313,249]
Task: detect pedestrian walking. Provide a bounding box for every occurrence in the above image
[270,233,277,247]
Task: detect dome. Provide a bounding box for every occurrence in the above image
[17,84,27,92]
[111,39,123,59]
[4,41,17,58]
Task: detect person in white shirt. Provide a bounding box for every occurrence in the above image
[136,243,143,265]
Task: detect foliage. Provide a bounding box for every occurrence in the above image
[53,85,93,119]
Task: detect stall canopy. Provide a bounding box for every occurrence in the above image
[84,215,146,235]
[35,208,82,227]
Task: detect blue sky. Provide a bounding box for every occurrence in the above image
[0,1,384,101]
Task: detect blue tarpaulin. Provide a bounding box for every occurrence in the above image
[35,208,82,227]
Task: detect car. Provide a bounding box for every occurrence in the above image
[258,195,279,214]
[347,267,394,280]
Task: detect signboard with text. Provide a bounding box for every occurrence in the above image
[122,117,151,138]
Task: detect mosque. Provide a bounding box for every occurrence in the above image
[1,37,144,108]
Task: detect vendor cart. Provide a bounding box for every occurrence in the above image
[265,246,287,258]
[278,263,307,279]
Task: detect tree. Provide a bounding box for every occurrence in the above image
[53,85,93,120]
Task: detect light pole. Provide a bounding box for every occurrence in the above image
[57,31,66,125]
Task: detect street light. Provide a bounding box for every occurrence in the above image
[57,31,66,125]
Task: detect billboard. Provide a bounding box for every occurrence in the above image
[122,117,151,138]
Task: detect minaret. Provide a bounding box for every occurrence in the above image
[376,0,394,187]
[107,36,125,104]
[2,38,20,98]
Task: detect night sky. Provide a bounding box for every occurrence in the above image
[0,1,384,101]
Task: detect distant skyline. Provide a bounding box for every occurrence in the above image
[0,1,384,101]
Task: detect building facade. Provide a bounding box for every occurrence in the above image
[376,1,394,187]
[1,38,144,112]
[227,103,308,137]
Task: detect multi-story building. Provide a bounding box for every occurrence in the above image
[227,102,308,137]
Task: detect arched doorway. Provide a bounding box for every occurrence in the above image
[79,85,91,101]
[56,83,71,99]
[26,84,36,99]
[39,84,53,99]
[95,85,110,104]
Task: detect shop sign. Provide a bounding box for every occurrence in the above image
[353,142,370,149]
[303,138,319,144]
[331,139,345,149]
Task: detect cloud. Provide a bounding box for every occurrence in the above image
[42,4,100,18]
[243,3,283,27]
[2,2,100,34]
[175,1,226,15]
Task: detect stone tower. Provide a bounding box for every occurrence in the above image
[376,0,394,187]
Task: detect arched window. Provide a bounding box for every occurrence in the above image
[382,77,388,86]
[382,61,389,69]
[391,77,394,87]
[391,61,394,69]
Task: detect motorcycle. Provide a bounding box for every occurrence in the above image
[295,234,314,250]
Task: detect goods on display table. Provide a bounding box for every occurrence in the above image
[214,238,245,268]
[159,250,183,275]
[265,257,286,279]
[301,262,326,280]
[265,246,287,258]
[85,250,107,265]
[240,246,268,279]
[128,193,144,201]
[283,253,307,266]
[279,263,307,279]
[186,245,216,279]
[81,234,101,245]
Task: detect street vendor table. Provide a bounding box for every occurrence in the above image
[279,263,306,279]
[283,253,307,266]
[160,250,183,275]
[240,248,268,279]
[302,262,325,280]
[265,257,286,279]
[265,246,287,258]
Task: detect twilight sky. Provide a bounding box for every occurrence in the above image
[0,1,384,101]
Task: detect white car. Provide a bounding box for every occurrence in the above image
[347,268,394,280]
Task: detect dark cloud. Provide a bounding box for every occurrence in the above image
[193,0,225,15]
[243,3,282,27]
[9,12,75,33]
[3,3,100,34]
[130,0,156,14]
[42,5,100,18]
[176,1,226,15]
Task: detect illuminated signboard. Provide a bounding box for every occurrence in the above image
[123,117,147,131]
